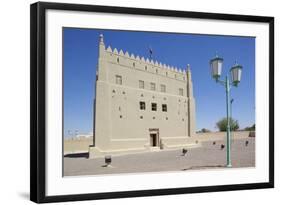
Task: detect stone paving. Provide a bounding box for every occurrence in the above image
[64,137,255,176]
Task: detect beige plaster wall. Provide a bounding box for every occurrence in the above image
[91,35,196,156]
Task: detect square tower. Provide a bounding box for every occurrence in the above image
[89,34,197,157]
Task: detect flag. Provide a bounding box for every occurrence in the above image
[149,46,153,59]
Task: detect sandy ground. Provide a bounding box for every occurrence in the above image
[64,137,255,176]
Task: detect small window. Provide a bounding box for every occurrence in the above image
[119,115,122,118]
[166,117,168,120]
[145,66,147,70]
[156,69,158,74]
[140,116,143,119]
[160,84,166,93]
[150,82,156,91]
[151,103,157,111]
[166,72,168,76]
[117,57,119,63]
[175,74,177,78]
[179,88,184,96]
[140,101,146,110]
[162,104,167,112]
[133,62,135,67]
[139,80,144,89]
[116,75,122,85]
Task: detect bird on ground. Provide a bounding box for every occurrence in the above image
[245,140,249,146]
[213,141,216,145]
[220,144,225,150]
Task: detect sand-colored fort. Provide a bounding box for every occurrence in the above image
[89,34,197,158]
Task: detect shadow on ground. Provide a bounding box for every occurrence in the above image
[64,152,89,158]
[182,164,224,171]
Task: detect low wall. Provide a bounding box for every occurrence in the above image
[64,137,93,154]
[64,131,252,154]
[196,131,251,142]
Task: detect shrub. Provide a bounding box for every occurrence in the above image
[216,117,239,131]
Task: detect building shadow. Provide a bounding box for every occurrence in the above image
[64,152,89,158]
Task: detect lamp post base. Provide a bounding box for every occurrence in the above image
[226,164,232,168]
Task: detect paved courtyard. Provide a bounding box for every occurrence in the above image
[64,137,255,176]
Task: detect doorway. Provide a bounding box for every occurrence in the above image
[150,134,158,147]
[149,128,159,147]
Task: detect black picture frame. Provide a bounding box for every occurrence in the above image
[30,2,274,203]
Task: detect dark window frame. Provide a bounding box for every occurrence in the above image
[140,101,146,110]
[151,103,157,111]
[162,104,167,112]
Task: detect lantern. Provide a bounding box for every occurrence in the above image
[105,155,112,167]
[210,55,223,81]
[230,63,242,86]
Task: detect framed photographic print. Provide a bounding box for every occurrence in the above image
[30,2,274,203]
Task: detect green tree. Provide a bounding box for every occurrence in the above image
[244,124,255,131]
[216,117,239,131]
[252,124,255,130]
[201,128,211,133]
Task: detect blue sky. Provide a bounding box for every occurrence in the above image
[63,28,255,137]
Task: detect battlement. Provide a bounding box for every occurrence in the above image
[99,34,190,82]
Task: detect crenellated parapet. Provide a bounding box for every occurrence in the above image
[100,35,189,81]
